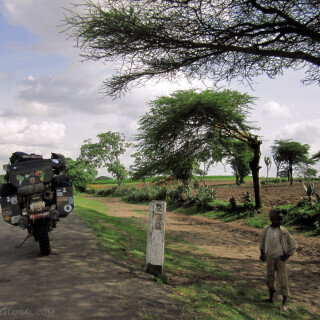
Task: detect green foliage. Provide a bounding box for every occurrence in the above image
[193,186,217,210]
[271,139,311,185]
[125,185,167,202]
[79,131,131,186]
[261,178,287,185]
[64,158,97,191]
[208,198,256,220]
[224,140,252,185]
[96,186,118,196]
[134,89,262,208]
[274,202,320,234]
[167,185,193,204]
[64,0,320,97]
[302,181,316,201]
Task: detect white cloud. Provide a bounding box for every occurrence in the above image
[262,101,291,117]
[274,119,320,153]
[0,118,65,147]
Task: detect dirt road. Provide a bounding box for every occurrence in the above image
[0,212,188,320]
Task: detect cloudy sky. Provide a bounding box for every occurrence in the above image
[0,0,319,178]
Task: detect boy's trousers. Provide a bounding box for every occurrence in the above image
[266,256,290,296]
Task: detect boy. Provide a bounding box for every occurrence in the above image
[259,208,298,312]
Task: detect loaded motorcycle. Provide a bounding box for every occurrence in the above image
[0,152,74,256]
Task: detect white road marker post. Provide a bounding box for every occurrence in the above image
[146,200,166,276]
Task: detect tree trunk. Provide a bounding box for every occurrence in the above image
[289,164,293,185]
[249,141,262,209]
[236,174,240,185]
[276,166,280,178]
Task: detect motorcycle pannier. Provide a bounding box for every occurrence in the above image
[7,159,53,188]
[1,195,21,225]
[56,187,74,218]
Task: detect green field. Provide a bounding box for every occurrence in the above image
[93,175,247,185]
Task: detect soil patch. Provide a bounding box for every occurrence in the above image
[207,180,320,208]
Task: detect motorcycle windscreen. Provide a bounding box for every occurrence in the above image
[56,187,74,217]
[7,159,53,188]
[1,195,21,225]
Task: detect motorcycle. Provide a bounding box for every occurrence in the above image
[0,152,74,256]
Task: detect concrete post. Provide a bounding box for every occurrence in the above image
[146,200,166,276]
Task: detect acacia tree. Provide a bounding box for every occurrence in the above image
[271,139,310,185]
[78,131,131,186]
[135,89,263,208]
[64,0,320,96]
[225,140,252,185]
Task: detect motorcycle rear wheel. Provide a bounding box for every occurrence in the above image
[34,220,51,256]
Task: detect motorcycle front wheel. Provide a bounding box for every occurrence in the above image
[34,220,51,256]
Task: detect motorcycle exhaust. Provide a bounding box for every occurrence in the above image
[29,211,50,222]
[28,210,60,223]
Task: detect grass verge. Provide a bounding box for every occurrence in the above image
[74,194,317,320]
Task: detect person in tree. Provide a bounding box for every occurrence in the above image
[259,208,298,312]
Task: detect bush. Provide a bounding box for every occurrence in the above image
[194,186,217,210]
[167,185,192,204]
[97,187,117,196]
[241,192,254,209]
[114,186,135,197]
[86,184,98,194]
[229,197,238,210]
[125,185,167,202]
[274,201,320,234]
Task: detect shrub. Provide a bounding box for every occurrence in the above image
[229,197,238,210]
[114,186,135,197]
[97,187,117,196]
[275,202,320,234]
[125,185,167,202]
[167,185,192,204]
[194,186,217,210]
[86,184,98,194]
[241,192,254,209]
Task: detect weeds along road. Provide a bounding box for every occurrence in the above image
[0,212,189,320]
